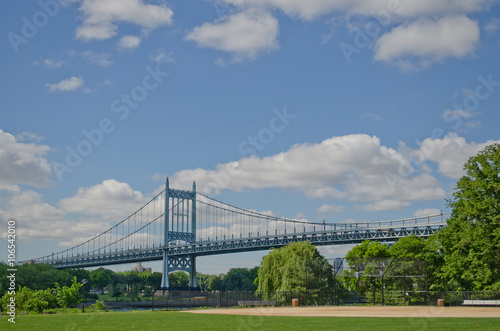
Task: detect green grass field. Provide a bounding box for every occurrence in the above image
[1,310,499,330]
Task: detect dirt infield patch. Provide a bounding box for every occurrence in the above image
[186,306,500,318]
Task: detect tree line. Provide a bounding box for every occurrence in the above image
[0,263,258,302]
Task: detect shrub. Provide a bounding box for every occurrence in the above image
[89,300,107,312]
[55,276,82,308]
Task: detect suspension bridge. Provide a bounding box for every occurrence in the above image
[30,179,448,290]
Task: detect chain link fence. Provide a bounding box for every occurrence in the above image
[102,258,500,309]
[103,289,500,310]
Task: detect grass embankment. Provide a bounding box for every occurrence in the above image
[1,310,499,330]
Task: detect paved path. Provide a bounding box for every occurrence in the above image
[187,306,500,318]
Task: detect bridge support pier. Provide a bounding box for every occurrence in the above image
[160,255,199,290]
[190,255,198,288]
[160,250,170,289]
[160,179,199,291]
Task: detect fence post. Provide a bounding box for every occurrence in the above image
[425,261,429,306]
[333,276,336,306]
[373,280,376,306]
[320,263,323,305]
[381,275,384,306]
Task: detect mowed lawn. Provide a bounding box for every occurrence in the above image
[1,311,499,330]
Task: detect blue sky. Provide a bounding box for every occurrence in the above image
[1,0,500,274]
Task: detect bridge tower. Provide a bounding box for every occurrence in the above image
[160,178,199,290]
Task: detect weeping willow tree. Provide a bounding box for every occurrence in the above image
[255,241,334,304]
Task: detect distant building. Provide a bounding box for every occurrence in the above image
[131,262,152,273]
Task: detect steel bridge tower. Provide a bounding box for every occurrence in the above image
[160,178,199,290]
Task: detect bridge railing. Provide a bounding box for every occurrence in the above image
[321,213,449,232]
[240,212,449,237]
[196,194,449,243]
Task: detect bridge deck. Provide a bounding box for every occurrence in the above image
[33,222,445,269]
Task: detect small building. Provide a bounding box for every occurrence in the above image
[131,262,152,273]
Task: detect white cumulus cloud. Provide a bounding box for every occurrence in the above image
[172,133,448,211]
[58,179,149,220]
[356,199,411,212]
[75,0,173,41]
[315,204,346,218]
[43,58,62,68]
[46,76,85,92]
[413,208,443,217]
[0,130,52,187]
[412,133,500,179]
[374,15,480,69]
[223,0,491,20]
[0,179,157,245]
[185,9,279,61]
[81,51,113,66]
[193,1,491,66]
[118,35,141,50]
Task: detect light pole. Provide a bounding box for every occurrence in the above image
[81,279,88,313]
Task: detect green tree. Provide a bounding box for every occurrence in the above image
[24,289,57,313]
[0,286,34,312]
[169,271,189,288]
[90,268,114,292]
[149,272,162,290]
[16,264,71,291]
[437,143,500,290]
[389,235,445,291]
[111,283,124,301]
[136,271,161,296]
[122,271,139,287]
[196,272,211,291]
[113,272,126,289]
[342,240,390,303]
[54,276,82,308]
[0,263,9,296]
[345,240,390,263]
[118,271,143,298]
[127,283,142,301]
[256,242,333,304]
[206,274,225,291]
[225,267,258,291]
[64,269,91,288]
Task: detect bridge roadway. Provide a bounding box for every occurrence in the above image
[34,218,446,269]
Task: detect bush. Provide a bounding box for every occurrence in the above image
[24,289,58,313]
[0,276,85,314]
[0,286,59,313]
[89,300,107,312]
[55,276,82,308]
